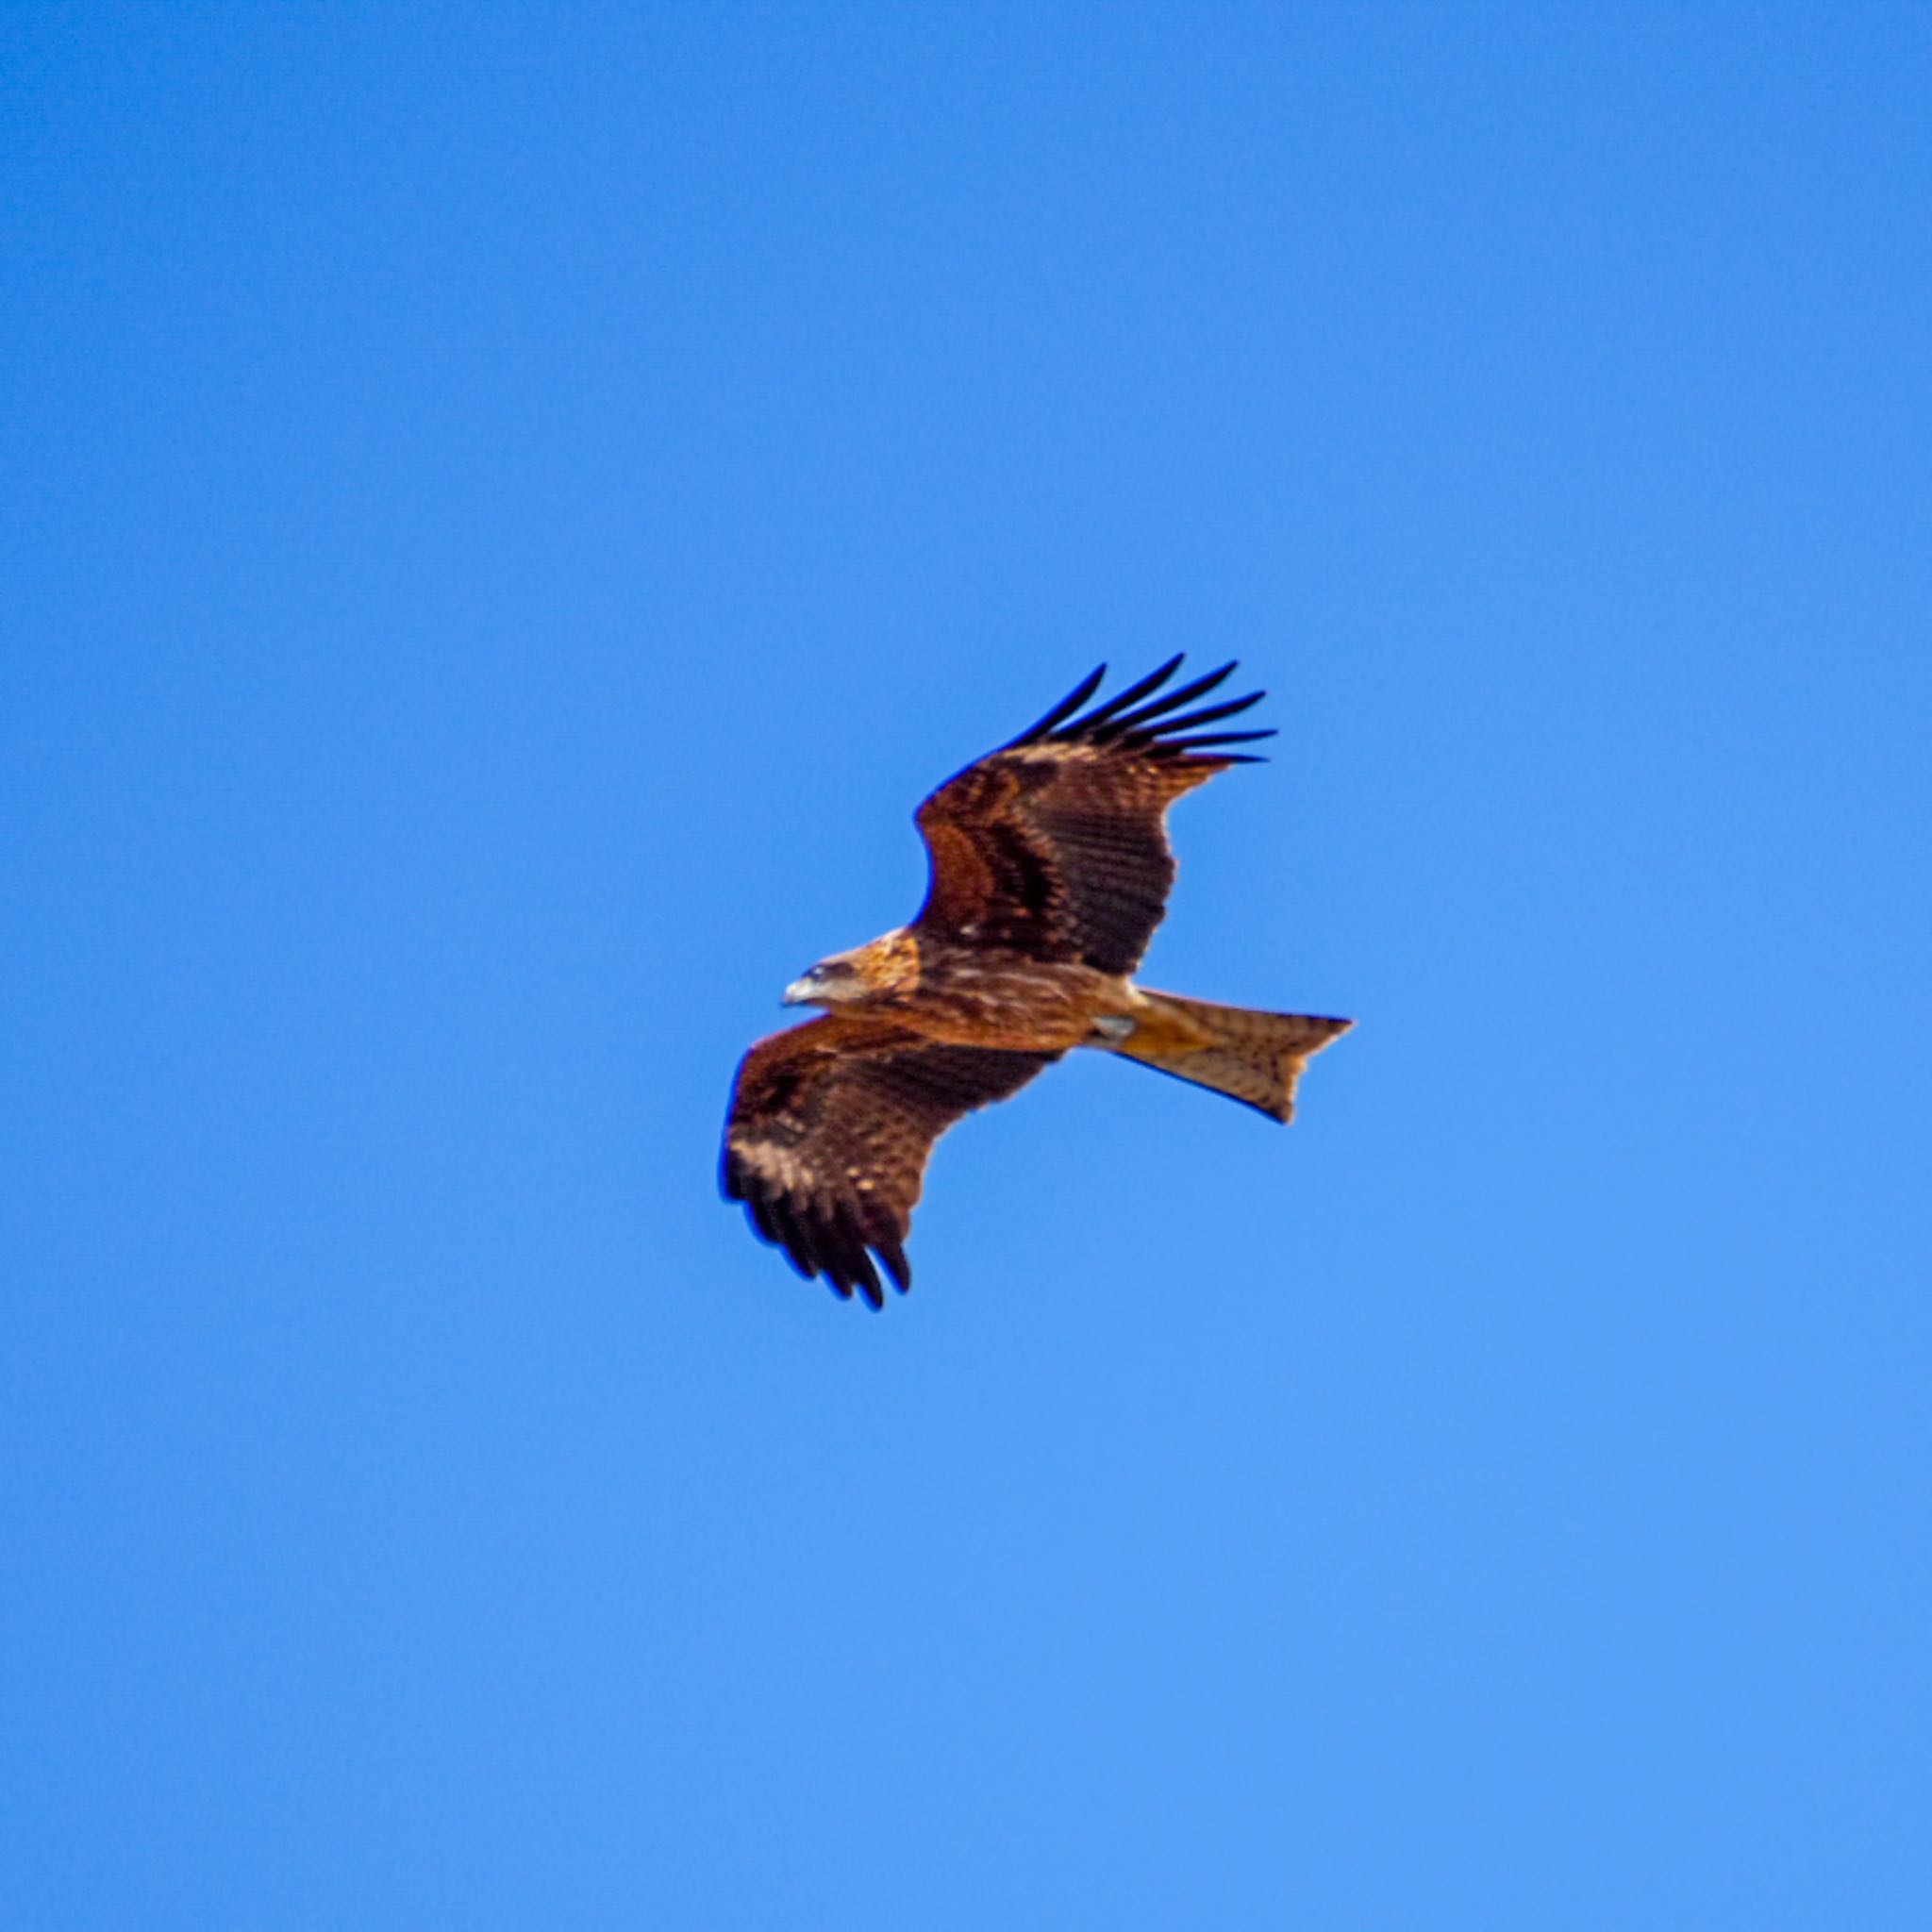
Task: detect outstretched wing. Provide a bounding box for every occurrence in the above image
[912,657,1273,976]
[721,1015,1059,1307]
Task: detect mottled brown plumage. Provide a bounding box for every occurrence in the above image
[723,1019,1058,1306]
[722,658,1352,1306]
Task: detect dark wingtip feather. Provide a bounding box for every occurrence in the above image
[1163,727,1277,749]
[1145,690,1266,735]
[773,1200,824,1280]
[1005,663,1108,748]
[728,1158,911,1308]
[1066,654,1186,734]
[835,1209,885,1307]
[1019,658,1266,762]
[1095,659,1239,739]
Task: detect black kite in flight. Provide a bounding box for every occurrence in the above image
[722,658,1351,1306]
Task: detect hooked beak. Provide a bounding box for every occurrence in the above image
[782,975,819,1007]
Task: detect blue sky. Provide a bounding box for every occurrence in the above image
[5,6,1928,1926]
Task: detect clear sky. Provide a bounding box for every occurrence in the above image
[5,6,1928,1926]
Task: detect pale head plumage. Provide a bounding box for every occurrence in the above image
[782,930,920,1008]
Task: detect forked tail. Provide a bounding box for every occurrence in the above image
[1110,990,1353,1123]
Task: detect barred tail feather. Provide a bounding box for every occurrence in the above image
[1112,991,1352,1123]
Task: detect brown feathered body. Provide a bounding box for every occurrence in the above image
[723,658,1352,1307]
[813,932,1134,1050]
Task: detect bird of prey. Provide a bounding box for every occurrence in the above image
[722,658,1351,1306]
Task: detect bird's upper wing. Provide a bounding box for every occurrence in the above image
[721,1015,1060,1307]
[912,657,1274,975]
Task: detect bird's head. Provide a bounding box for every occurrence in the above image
[782,953,868,1008]
[782,930,920,1008]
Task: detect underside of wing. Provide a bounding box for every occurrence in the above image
[913,657,1274,976]
[721,1015,1059,1307]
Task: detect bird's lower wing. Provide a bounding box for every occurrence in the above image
[722,1015,1059,1307]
